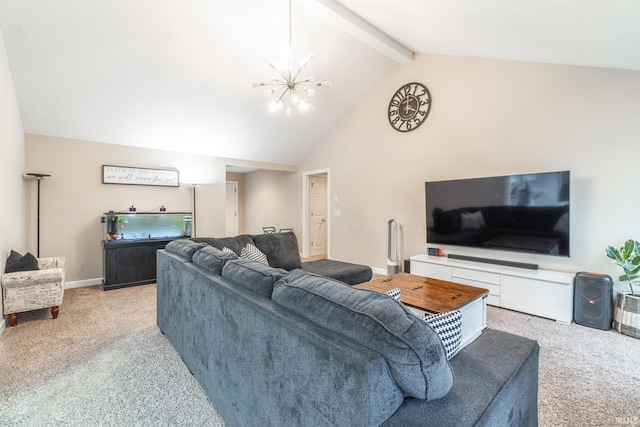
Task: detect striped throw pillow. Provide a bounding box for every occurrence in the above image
[240,243,269,265]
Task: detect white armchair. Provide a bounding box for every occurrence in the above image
[2,256,65,326]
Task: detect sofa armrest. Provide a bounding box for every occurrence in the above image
[37,256,65,270]
[2,268,65,290]
[382,329,539,427]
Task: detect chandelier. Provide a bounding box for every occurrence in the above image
[252,0,331,118]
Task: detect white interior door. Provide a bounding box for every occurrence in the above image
[309,175,327,257]
[225,181,238,237]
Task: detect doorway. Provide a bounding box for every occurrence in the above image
[225,181,238,237]
[303,169,330,259]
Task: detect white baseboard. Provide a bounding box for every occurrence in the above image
[371,267,388,276]
[65,278,103,289]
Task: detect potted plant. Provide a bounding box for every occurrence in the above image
[605,239,640,338]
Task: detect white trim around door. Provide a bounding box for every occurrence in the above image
[302,168,331,259]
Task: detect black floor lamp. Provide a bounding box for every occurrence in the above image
[26,173,50,257]
[191,184,200,237]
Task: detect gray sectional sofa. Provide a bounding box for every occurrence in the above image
[157,238,540,427]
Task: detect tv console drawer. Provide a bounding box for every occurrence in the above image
[411,261,452,281]
[452,276,501,297]
[452,267,500,285]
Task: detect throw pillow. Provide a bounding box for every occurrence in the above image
[240,243,269,265]
[5,250,39,273]
[192,246,238,275]
[386,287,401,301]
[424,310,462,360]
[222,247,235,255]
[553,212,569,233]
[460,211,485,230]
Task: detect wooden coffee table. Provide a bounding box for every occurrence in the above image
[355,273,489,349]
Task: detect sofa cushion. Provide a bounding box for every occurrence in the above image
[191,235,255,256]
[424,310,462,360]
[165,239,207,261]
[301,259,372,285]
[240,243,269,265]
[4,250,39,273]
[252,232,302,270]
[192,246,238,275]
[221,258,287,298]
[272,269,454,400]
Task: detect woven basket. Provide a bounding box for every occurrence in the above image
[612,293,640,339]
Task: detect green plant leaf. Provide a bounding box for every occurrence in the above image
[623,239,636,258]
[606,246,623,264]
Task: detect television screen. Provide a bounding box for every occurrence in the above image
[426,171,570,257]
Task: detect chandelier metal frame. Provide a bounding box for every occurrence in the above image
[252,0,331,117]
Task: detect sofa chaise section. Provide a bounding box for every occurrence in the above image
[192,232,372,285]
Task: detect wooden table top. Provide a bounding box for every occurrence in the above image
[354,273,489,314]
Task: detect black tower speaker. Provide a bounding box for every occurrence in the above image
[573,272,613,330]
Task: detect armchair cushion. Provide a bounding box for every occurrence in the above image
[5,250,39,273]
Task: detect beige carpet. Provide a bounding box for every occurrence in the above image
[487,305,640,427]
[1,284,639,426]
[0,284,226,426]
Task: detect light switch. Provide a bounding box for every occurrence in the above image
[334,210,341,217]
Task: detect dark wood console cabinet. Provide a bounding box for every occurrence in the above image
[103,239,174,290]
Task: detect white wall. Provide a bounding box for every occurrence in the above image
[243,170,300,235]
[24,134,298,283]
[24,135,228,283]
[299,53,640,280]
[0,28,26,329]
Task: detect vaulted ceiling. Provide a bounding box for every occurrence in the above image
[1,0,639,165]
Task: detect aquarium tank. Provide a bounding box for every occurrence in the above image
[102,212,192,241]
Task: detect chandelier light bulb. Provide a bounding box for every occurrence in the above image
[306,99,315,112]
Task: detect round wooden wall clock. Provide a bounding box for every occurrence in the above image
[387,82,431,132]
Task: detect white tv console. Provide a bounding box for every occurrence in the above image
[410,254,575,323]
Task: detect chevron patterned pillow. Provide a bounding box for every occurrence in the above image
[385,287,401,301]
[424,310,462,360]
[240,243,269,265]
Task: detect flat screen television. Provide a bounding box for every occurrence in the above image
[426,171,570,257]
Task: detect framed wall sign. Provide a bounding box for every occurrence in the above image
[102,165,180,187]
